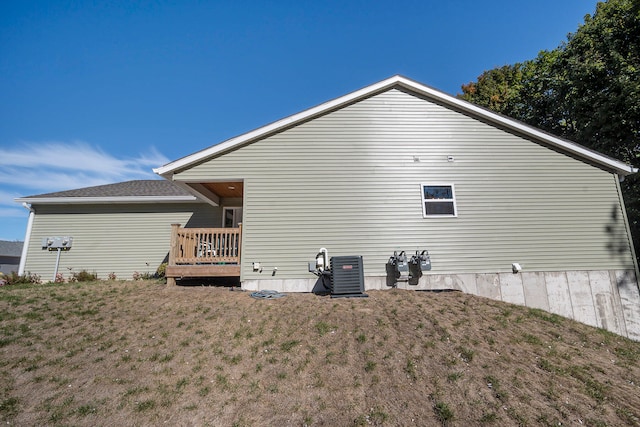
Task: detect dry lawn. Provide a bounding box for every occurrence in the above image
[1,280,639,426]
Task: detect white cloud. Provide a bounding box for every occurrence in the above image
[0,141,170,220]
[0,141,171,241]
[0,207,25,218]
[0,189,25,219]
[0,189,20,203]
[0,141,170,241]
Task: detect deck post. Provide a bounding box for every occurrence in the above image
[238,223,242,265]
[167,223,181,286]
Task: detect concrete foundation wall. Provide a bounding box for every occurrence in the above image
[242,269,640,341]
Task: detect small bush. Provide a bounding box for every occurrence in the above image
[107,272,117,281]
[156,263,167,278]
[72,270,98,282]
[3,272,41,286]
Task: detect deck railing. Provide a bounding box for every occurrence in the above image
[169,224,242,266]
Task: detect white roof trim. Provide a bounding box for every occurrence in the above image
[154,75,638,176]
[14,196,198,204]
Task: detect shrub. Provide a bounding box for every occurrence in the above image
[3,272,41,285]
[72,270,98,282]
[107,272,117,281]
[54,273,65,283]
[156,263,167,278]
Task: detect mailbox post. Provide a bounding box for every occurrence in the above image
[42,237,73,282]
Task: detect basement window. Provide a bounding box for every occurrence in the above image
[421,184,457,217]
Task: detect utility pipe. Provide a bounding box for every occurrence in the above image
[18,203,35,276]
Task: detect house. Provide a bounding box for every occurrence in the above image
[16,75,640,339]
[0,240,23,275]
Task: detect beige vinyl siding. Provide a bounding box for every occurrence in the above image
[24,203,220,280]
[174,89,636,280]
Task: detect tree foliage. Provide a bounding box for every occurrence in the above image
[459,0,640,264]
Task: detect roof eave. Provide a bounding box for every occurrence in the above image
[15,196,199,205]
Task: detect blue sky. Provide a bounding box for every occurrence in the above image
[1,0,599,241]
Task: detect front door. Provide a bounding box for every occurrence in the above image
[223,207,243,228]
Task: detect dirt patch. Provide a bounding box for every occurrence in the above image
[1,280,639,426]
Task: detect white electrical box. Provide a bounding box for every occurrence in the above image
[42,236,73,251]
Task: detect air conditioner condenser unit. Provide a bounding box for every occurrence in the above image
[330,256,367,298]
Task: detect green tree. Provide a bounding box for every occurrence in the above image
[558,0,640,160]
[459,64,525,116]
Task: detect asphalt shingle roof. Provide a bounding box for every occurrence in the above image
[23,180,190,199]
[0,241,23,257]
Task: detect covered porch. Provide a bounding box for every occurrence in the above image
[165,180,244,285]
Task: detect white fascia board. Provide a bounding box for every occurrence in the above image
[153,75,638,177]
[14,196,198,205]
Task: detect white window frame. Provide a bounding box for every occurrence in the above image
[421,183,457,218]
[222,207,243,228]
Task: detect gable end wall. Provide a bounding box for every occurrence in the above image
[174,89,636,283]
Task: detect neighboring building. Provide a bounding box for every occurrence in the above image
[0,240,23,275]
[16,75,640,339]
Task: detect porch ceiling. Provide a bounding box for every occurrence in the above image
[201,181,243,198]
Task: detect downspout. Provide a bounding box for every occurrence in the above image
[18,202,35,276]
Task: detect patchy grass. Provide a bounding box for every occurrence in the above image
[0,280,639,426]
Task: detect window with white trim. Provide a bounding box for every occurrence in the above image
[421,184,457,217]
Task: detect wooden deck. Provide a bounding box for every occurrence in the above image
[166,224,241,285]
